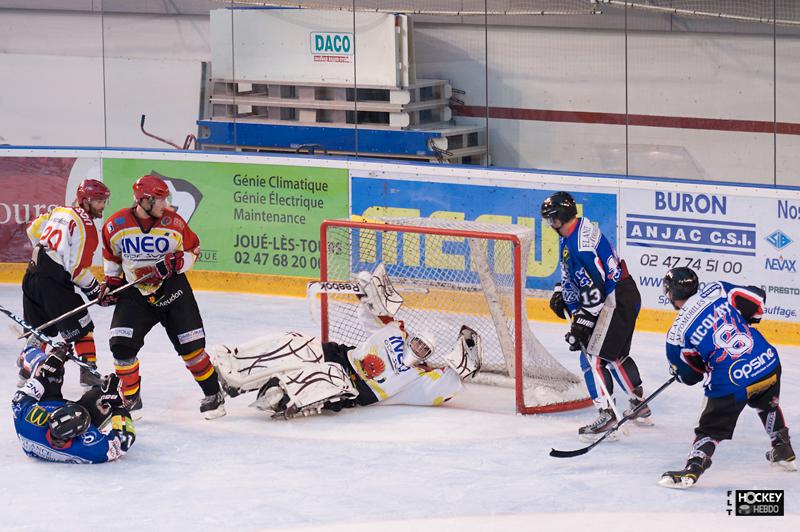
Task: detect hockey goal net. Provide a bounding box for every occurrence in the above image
[318,217,590,414]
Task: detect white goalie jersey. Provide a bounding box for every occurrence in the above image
[347,305,464,407]
[209,302,470,416]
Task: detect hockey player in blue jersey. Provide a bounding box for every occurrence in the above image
[658,267,796,488]
[541,191,650,439]
[12,344,136,463]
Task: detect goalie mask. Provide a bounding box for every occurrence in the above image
[404,330,436,368]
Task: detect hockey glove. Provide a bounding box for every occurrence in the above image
[153,251,184,280]
[81,279,102,300]
[565,309,598,352]
[668,363,684,383]
[34,347,69,397]
[97,276,124,306]
[99,374,125,411]
[549,284,569,320]
[110,413,136,452]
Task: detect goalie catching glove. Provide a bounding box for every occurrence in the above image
[352,263,404,318]
[445,325,483,379]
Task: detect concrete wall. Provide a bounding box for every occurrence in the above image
[0,9,208,148]
[0,8,798,185]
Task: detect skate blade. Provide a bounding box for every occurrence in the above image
[770,460,797,472]
[579,430,620,443]
[657,476,695,489]
[203,405,227,420]
[131,410,144,421]
[632,417,655,427]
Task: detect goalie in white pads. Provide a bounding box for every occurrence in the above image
[209,271,483,419]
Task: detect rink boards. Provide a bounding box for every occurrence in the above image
[0,146,798,343]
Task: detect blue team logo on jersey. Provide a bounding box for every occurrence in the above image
[384,335,410,373]
[574,268,592,288]
[606,256,621,282]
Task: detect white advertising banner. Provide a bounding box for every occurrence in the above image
[211,9,403,86]
[620,189,800,322]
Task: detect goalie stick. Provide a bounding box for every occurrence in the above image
[549,376,677,458]
[0,304,102,378]
[18,273,156,340]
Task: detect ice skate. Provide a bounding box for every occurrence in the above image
[766,429,797,472]
[624,388,654,426]
[125,393,143,421]
[658,457,711,489]
[200,391,226,420]
[578,408,619,442]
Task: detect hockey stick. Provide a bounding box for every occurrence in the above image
[582,350,629,437]
[140,114,197,150]
[565,301,627,435]
[18,273,156,340]
[550,376,677,458]
[0,305,102,378]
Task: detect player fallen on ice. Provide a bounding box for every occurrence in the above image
[21,179,111,389]
[13,344,135,463]
[100,174,225,419]
[208,269,483,419]
[658,267,796,489]
[541,191,651,441]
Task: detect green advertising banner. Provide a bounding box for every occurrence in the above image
[102,159,349,276]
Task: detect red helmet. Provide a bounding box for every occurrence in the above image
[133,174,170,201]
[76,179,110,204]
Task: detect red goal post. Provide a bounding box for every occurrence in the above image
[318,217,591,414]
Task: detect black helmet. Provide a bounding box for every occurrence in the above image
[48,402,90,443]
[662,267,699,303]
[540,192,578,224]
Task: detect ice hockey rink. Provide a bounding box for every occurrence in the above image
[0,285,797,531]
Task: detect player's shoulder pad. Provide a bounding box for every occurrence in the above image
[72,206,95,227]
[667,283,722,344]
[577,218,602,252]
[158,209,187,231]
[103,208,135,235]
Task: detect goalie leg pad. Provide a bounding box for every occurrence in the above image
[208,333,325,394]
[250,362,358,419]
[445,325,483,380]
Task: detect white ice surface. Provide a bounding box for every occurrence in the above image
[0,284,797,531]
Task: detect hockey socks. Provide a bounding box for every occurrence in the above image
[181,348,221,395]
[115,356,141,403]
[73,332,97,365]
[182,349,225,418]
[74,332,101,388]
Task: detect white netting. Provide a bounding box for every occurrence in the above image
[219,1,800,26]
[321,217,588,413]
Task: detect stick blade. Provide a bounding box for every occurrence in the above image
[549,447,589,458]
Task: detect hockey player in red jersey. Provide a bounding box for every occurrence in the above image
[22,179,111,389]
[100,174,225,419]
